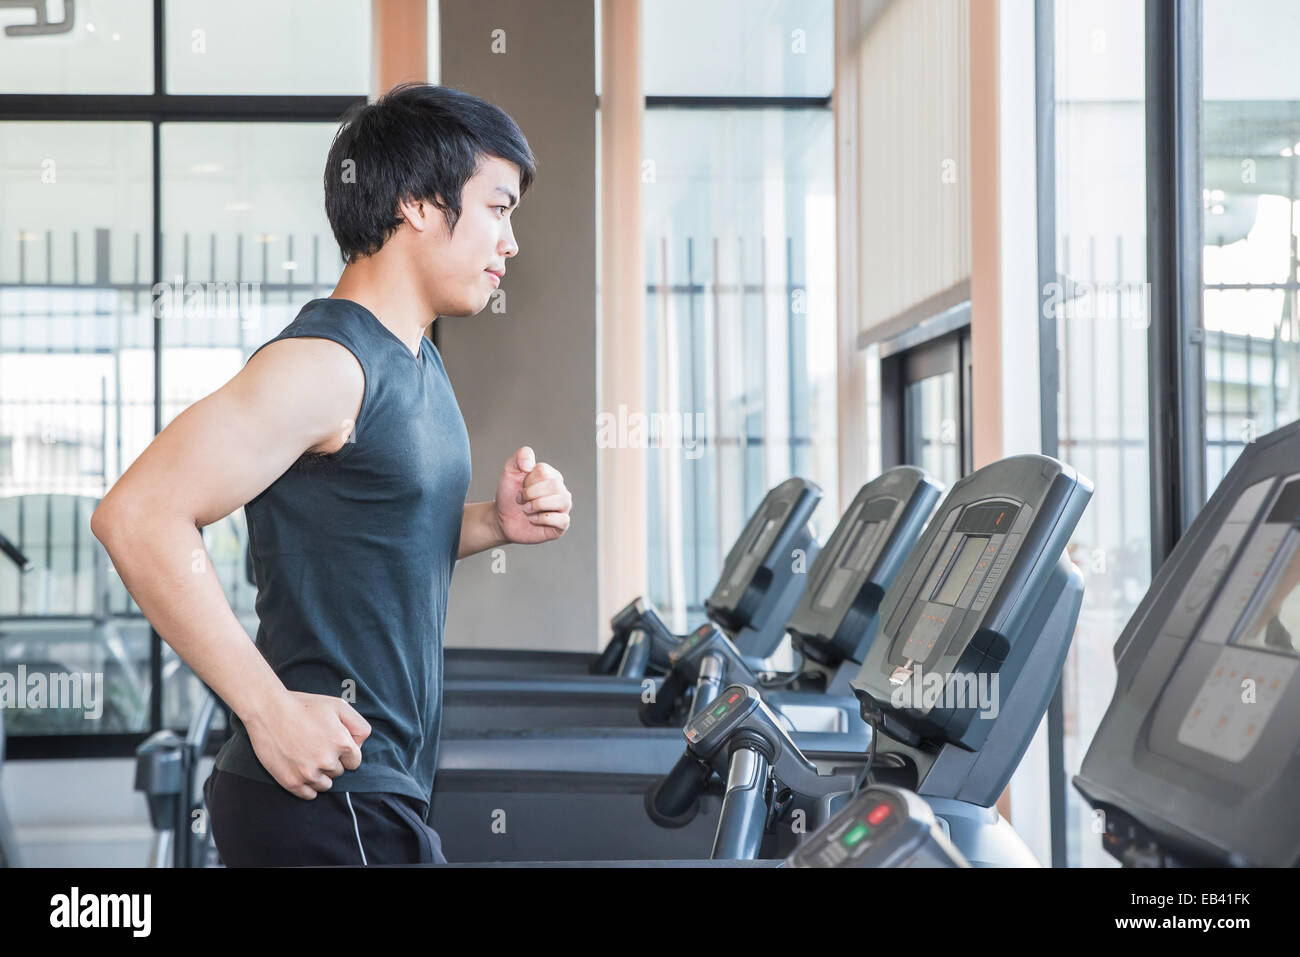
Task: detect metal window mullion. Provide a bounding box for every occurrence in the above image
[149,111,164,733]
[1145,0,1207,571]
[644,95,830,110]
[1034,0,1069,874]
[0,95,364,122]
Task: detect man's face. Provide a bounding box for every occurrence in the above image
[415,155,521,317]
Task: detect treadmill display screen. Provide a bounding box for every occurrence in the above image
[815,520,883,611]
[748,518,778,555]
[957,504,1019,534]
[1234,542,1300,658]
[932,536,988,606]
[727,517,777,587]
[846,520,885,571]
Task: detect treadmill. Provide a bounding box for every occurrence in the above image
[444,477,822,682]
[441,466,942,734]
[1075,419,1300,867]
[133,468,939,865]
[431,453,1093,864]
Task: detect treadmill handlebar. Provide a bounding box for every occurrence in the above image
[589,631,630,675]
[711,741,773,860]
[616,629,652,678]
[686,654,726,722]
[590,600,680,676]
[640,666,690,726]
[645,751,708,828]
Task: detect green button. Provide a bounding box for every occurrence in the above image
[713,704,727,717]
[842,822,870,847]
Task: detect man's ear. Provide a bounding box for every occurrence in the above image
[396,196,428,232]
[397,195,450,236]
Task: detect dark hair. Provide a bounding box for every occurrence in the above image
[324,83,536,263]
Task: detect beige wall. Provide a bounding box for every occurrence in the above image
[848,0,973,345]
[969,0,1049,860]
[438,0,600,650]
[596,0,649,631]
[372,0,428,94]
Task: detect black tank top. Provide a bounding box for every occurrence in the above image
[214,297,471,812]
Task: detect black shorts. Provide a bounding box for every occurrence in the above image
[204,768,447,866]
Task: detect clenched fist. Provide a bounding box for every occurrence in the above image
[492,446,572,545]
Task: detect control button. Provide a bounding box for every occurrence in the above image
[867,803,892,826]
[842,822,870,847]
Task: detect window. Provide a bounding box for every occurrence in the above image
[0,121,157,735]
[0,2,364,753]
[880,323,973,488]
[0,0,153,94]
[164,0,370,95]
[642,0,834,98]
[641,0,838,629]
[1201,0,1300,488]
[1051,0,1151,867]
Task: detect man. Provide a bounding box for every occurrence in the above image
[91,84,571,865]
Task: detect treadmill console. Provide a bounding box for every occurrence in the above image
[851,455,1093,805]
[683,685,761,754]
[787,467,943,666]
[705,477,822,638]
[668,622,727,667]
[787,785,968,868]
[1077,421,1300,866]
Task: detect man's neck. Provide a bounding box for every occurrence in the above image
[329,254,433,358]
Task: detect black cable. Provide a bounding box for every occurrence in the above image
[853,709,882,795]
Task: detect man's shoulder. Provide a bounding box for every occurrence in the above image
[249,299,367,365]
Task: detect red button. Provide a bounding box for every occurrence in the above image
[867,804,891,826]
[727,692,741,704]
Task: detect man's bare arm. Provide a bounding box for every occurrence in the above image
[91,337,371,798]
[458,501,507,559]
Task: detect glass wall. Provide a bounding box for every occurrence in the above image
[0,3,364,740]
[0,0,153,94]
[164,0,369,95]
[0,121,157,733]
[641,0,838,628]
[1201,0,1300,487]
[1052,0,1150,867]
